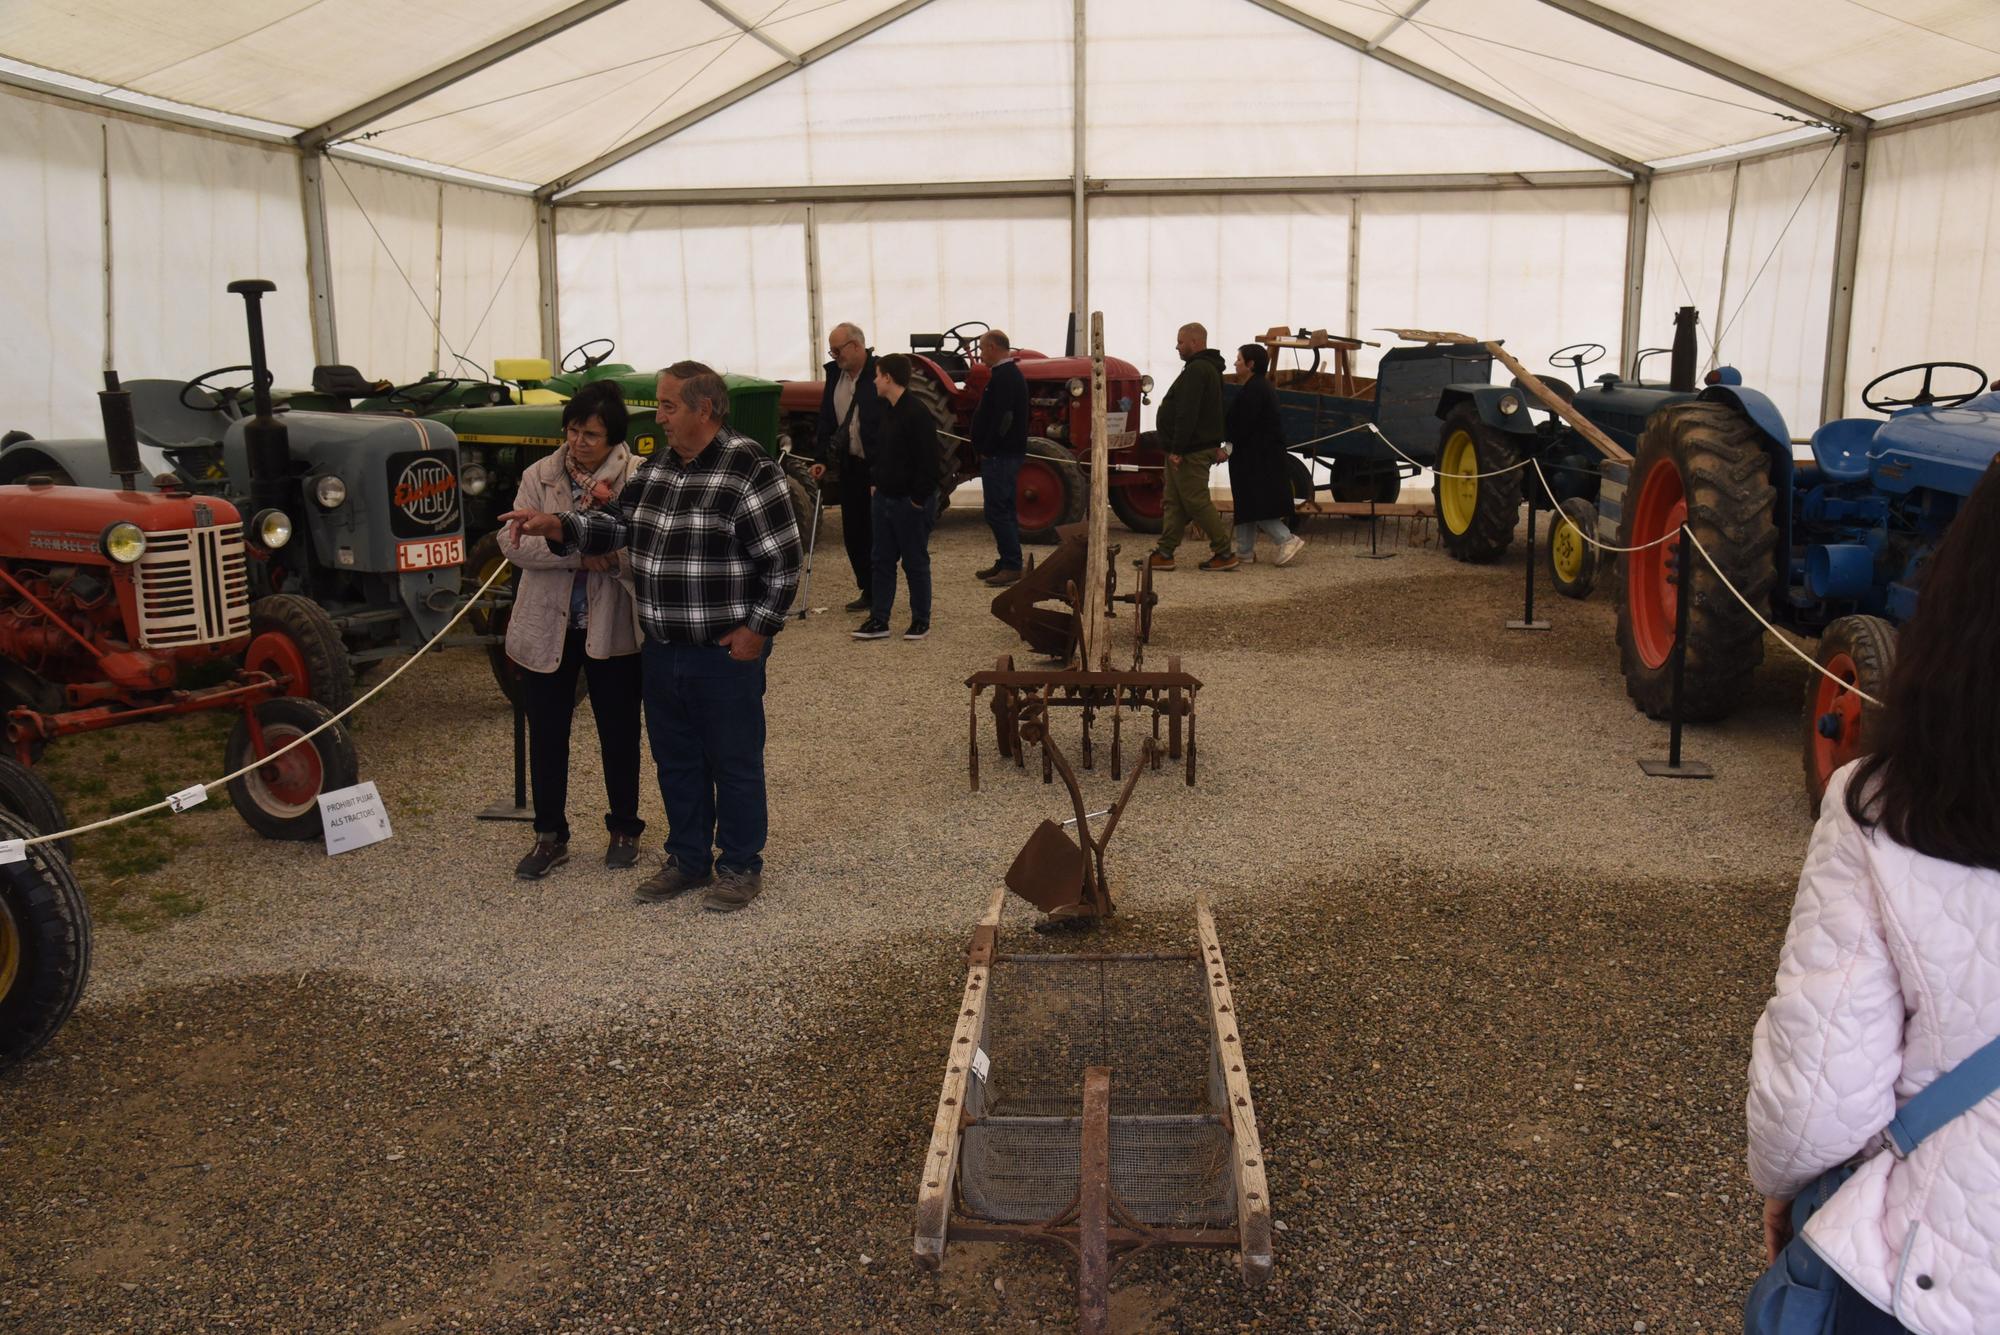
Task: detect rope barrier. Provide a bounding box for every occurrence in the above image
[1526,458,1678,554]
[1682,529,1885,708]
[20,562,513,847]
[1370,422,1535,480]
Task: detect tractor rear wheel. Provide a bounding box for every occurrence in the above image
[1434,404,1523,563]
[1108,431,1165,534]
[1017,439,1086,545]
[1546,497,1599,600]
[0,757,70,859]
[1615,402,1777,722]
[1281,454,1315,513]
[224,697,360,841]
[906,373,959,474]
[0,809,91,1073]
[245,594,355,714]
[1803,615,1895,813]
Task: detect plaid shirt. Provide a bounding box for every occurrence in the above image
[554,427,802,643]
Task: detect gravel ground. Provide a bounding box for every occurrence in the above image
[0,506,1820,1332]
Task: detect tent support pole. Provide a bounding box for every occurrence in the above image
[537,201,560,364]
[1071,0,1088,338]
[1621,175,1649,377]
[300,152,340,365]
[1346,197,1361,340]
[1821,130,1868,421]
[805,203,824,371]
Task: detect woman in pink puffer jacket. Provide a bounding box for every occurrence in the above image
[1747,459,2000,1335]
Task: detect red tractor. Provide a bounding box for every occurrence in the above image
[777,321,1159,543]
[0,377,358,843]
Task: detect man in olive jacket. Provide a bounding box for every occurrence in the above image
[1143,323,1237,571]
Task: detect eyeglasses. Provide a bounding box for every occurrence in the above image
[828,338,859,357]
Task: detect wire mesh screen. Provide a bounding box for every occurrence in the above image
[959,953,1234,1228]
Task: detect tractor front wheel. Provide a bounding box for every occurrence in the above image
[1615,402,1777,721]
[1546,497,1599,600]
[0,757,70,859]
[1434,405,1523,563]
[224,697,359,841]
[1803,615,1895,813]
[1108,431,1165,534]
[0,810,91,1073]
[1017,439,1086,544]
[245,594,355,714]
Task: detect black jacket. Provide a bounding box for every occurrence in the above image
[1224,374,1295,525]
[970,359,1028,458]
[815,354,886,471]
[875,391,943,500]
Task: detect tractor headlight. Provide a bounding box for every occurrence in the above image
[461,463,490,497]
[312,474,348,509]
[101,521,147,564]
[1498,393,1522,415]
[1067,378,1085,399]
[252,508,293,550]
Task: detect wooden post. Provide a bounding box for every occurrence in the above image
[913,885,1007,1269]
[1079,312,1112,669]
[1196,894,1273,1284]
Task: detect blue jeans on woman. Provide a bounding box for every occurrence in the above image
[871,492,936,624]
[1235,518,1294,557]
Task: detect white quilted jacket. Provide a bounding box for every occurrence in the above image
[1747,762,2000,1334]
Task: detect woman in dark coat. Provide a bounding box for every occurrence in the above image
[1223,343,1304,565]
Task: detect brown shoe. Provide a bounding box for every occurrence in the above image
[1138,552,1175,571]
[975,562,1004,580]
[981,567,1022,586]
[635,858,711,903]
[1198,553,1240,572]
[701,868,763,913]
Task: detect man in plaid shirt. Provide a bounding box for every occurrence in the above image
[502,364,801,912]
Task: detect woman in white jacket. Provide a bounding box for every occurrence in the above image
[1746,458,2000,1334]
[497,380,645,880]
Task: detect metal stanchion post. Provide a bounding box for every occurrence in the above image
[1506,501,1551,630]
[1356,493,1395,560]
[1641,523,1713,779]
[478,694,537,821]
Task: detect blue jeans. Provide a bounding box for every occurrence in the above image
[981,453,1024,571]
[1235,518,1294,556]
[640,639,768,876]
[871,492,936,623]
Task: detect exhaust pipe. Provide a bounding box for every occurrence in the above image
[228,279,290,517]
[98,370,141,491]
[1669,305,1698,393]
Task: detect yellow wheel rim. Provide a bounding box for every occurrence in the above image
[0,897,20,1003]
[1550,514,1585,584]
[1439,430,1480,534]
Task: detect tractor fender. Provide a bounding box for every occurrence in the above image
[1699,385,1791,455]
[1436,385,1538,438]
[0,437,158,490]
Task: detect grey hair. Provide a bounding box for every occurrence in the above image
[659,359,716,381]
[676,372,732,423]
[833,321,865,347]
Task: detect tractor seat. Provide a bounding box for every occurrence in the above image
[123,378,227,449]
[312,364,392,398]
[1516,375,1574,404]
[1808,417,1879,483]
[521,388,566,405]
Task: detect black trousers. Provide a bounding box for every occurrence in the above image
[520,629,645,845]
[838,452,874,597]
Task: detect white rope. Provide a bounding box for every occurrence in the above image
[23,562,512,846]
[1371,421,1535,480]
[1527,458,1679,554]
[1681,529,1885,708]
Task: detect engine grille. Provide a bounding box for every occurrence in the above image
[132,524,251,649]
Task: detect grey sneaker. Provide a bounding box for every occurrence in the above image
[635,858,712,903]
[605,833,640,869]
[515,837,569,881]
[702,868,763,913]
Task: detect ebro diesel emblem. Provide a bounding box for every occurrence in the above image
[386,451,461,538]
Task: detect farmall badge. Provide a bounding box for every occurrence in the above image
[193,502,214,527]
[393,458,459,532]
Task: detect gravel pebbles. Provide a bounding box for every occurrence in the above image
[0,507,1819,1331]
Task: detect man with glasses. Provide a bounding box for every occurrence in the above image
[807,322,884,614]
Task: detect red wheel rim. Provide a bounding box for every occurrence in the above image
[1627,460,1687,670]
[244,630,311,697]
[1016,458,1066,531]
[246,723,324,815]
[1115,476,1164,520]
[1809,651,1866,790]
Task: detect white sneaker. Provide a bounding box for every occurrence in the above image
[1238,552,1256,564]
[1274,536,1307,567]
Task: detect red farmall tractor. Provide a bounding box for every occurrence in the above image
[777,321,1160,543]
[0,378,359,844]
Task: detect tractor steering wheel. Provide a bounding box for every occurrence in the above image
[179,365,263,414]
[1861,361,1989,413]
[942,321,991,360]
[1549,342,1606,373]
[385,375,460,409]
[561,338,616,374]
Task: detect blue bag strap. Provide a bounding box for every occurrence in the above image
[1884,1029,2000,1157]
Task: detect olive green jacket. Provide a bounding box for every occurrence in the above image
[1155,348,1227,453]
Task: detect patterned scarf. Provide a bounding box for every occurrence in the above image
[562,446,617,509]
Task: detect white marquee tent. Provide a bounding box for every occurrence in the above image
[6,0,2000,441]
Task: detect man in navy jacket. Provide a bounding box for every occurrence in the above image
[809,322,886,611]
[970,329,1029,586]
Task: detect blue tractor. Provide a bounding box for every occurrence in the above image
[1611,359,2000,806]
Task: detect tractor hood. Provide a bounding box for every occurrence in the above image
[0,485,243,555]
[1869,405,2000,497]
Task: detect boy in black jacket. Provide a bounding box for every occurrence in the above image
[853,354,943,641]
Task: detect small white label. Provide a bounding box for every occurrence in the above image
[971,1047,991,1082]
[0,839,25,864]
[317,780,392,856]
[167,784,209,813]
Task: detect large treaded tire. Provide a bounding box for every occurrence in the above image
[1017,438,1086,545]
[1802,615,1895,814]
[906,373,960,477]
[1434,404,1523,563]
[0,757,70,860]
[0,809,91,1073]
[1615,401,1777,722]
[224,698,360,841]
[1547,497,1599,601]
[245,594,355,714]
[1107,430,1165,535]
